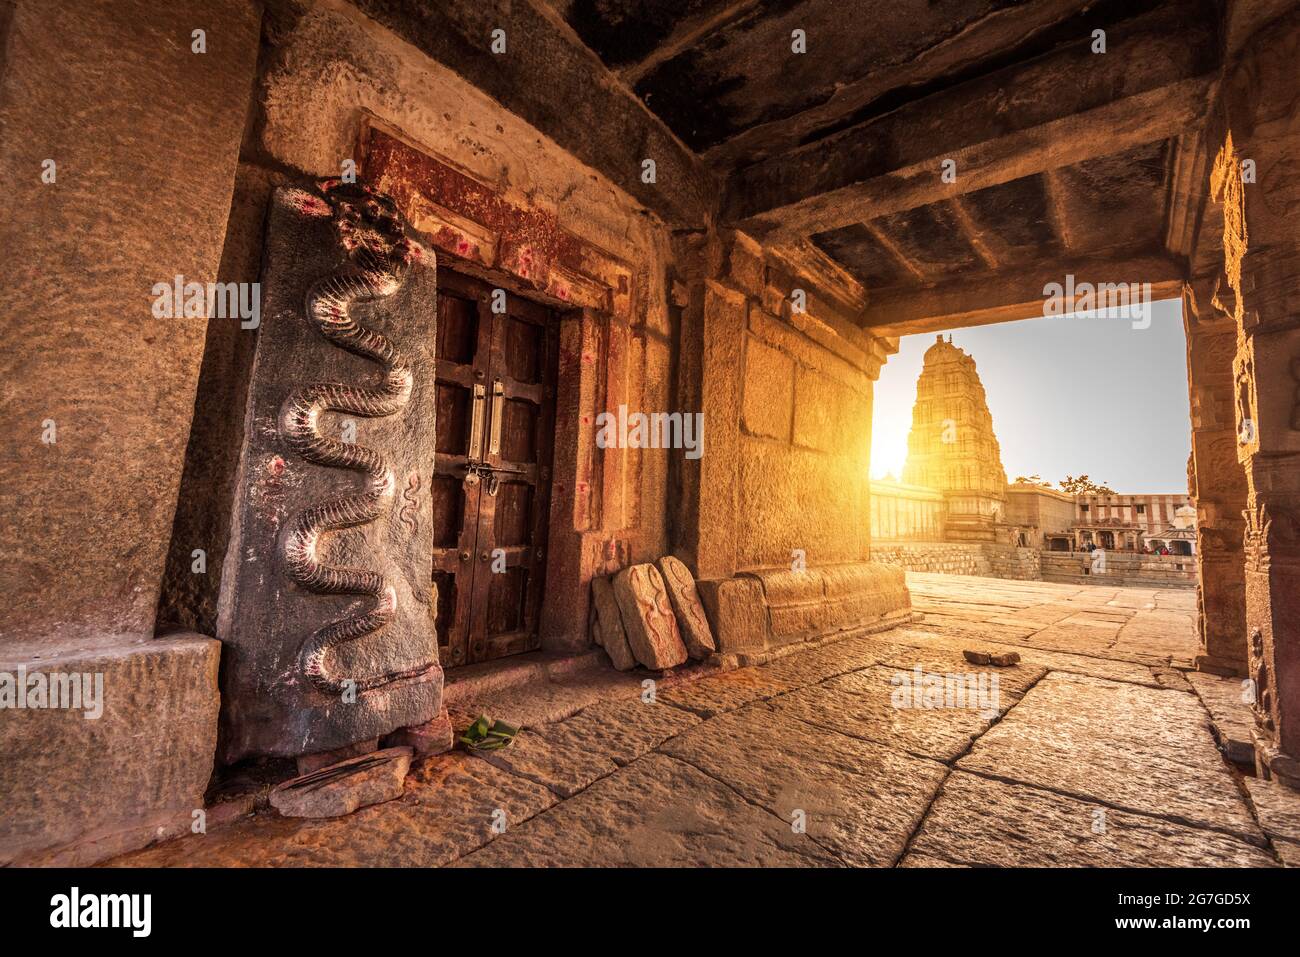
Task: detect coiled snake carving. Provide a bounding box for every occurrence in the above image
[279,179,430,695]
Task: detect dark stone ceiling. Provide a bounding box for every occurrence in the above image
[544,0,1198,302]
[551,0,1166,163]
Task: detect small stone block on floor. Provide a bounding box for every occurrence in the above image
[270,746,413,819]
[385,710,455,756]
[656,555,717,659]
[591,576,636,671]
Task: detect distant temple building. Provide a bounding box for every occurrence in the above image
[871,335,1196,586]
[1006,486,1197,555]
[900,335,1009,543]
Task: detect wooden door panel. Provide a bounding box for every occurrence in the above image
[430,274,494,669]
[434,382,471,455]
[502,314,543,383]
[499,398,539,465]
[492,480,533,546]
[437,292,479,364]
[428,475,465,548]
[432,270,559,668]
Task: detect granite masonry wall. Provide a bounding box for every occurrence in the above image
[871,542,1041,580]
[1040,552,1197,588]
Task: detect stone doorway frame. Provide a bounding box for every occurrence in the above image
[359,116,642,659]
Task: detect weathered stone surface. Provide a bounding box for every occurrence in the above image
[385,709,455,756]
[1187,670,1257,764]
[1018,621,1121,656]
[217,182,442,762]
[661,709,947,865]
[104,575,1285,868]
[1242,775,1300,860]
[766,664,1019,761]
[111,751,557,867]
[298,738,378,776]
[875,646,1046,699]
[542,696,701,766]
[0,634,221,866]
[270,747,413,819]
[1152,668,1194,693]
[957,673,1264,840]
[740,336,794,441]
[659,666,794,719]
[697,576,768,654]
[454,754,840,867]
[757,632,888,687]
[656,556,717,659]
[612,564,688,669]
[0,0,261,648]
[477,731,618,799]
[909,772,1276,867]
[897,851,969,867]
[752,563,912,646]
[449,667,644,729]
[887,623,1170,688]
[590,576,635,670]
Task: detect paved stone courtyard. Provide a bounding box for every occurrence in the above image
[111,574,1300,868]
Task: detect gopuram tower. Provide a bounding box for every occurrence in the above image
[901,335,1009,542]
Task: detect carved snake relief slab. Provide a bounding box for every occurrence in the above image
[216,179,442,762]
[613,563,688,670]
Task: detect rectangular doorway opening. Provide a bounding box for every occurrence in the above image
[430,270,561,669]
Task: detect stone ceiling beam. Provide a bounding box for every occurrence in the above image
[349,0,716,227]
[702,0,1095,171]
[616,0,763,86]
[861,222,928,283]
[861,251,1186,337]
[947,197,1001,270]
[1041,168,1075,253]
[722,3,1218,244]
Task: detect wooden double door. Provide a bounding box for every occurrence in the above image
[431,271,559,668]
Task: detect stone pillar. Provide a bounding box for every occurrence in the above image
[0,0,262,864]
[1184,281,1249,676]
[694,273,747,580]
[1215,8,1300,787]
[0,0,261,646]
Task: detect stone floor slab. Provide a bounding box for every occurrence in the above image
[1187,670,1256,764]
[765,664,1018,762]
[1243,775,1300,863]
[106,573,1272,869]
[908,772,1275,867]
[476,732,618,798]
[661,708,948,866]
[540,696,701,767]
[957,673,1263,841]
[887,626,1170,688]
[658,665,795,718]
[454,753,840,867]
[110,751,557,867]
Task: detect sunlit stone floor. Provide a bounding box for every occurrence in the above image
[110,573,1300,867]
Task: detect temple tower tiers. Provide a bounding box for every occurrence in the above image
[901,335,1009,543]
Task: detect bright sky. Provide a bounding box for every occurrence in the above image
[869,298,1192,494]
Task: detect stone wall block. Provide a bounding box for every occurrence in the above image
[0,634,221,866]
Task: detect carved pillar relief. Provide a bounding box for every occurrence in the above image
[1219,9,1300,787]
[1184,283,1248,676]
[215,180,441,762]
